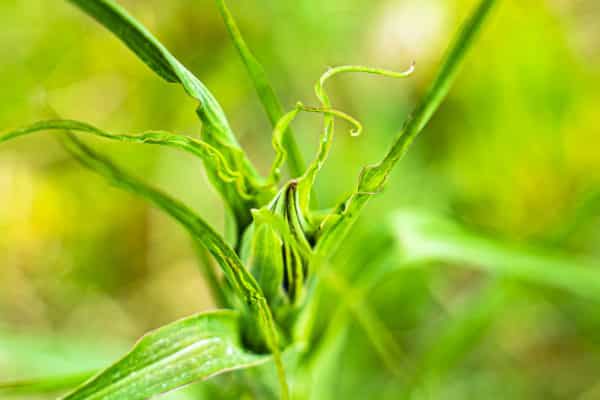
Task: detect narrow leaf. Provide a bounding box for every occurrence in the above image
[215,0,305,178]
[1,119,252,198]
[66,0,229,136]
[61,311,267,400]
[66,0,265,227]
[297,64,414,212]
[392,210,600,301]
[60,133,257,307]
[60,134,289,399]
[316,0,498,257]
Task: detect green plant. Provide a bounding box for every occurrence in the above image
[0,0,507,398]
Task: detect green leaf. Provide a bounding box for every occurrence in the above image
[59,133,255,310]
[60,134,289,399]
[215,0,305,178]
[65,0,227,137]
[315,0,498,257]
[0,119,252,198]
[392,209,600,301]
[61,310,267,400]
[241,220,285,307]
[296,64,414,213]
[66,0,265,228]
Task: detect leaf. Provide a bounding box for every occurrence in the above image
[66,0,265,227]
[61,310,268,400]
[392,209,600,301]
[0,119,252,198]
[60,134,289,399]
[267,103,362,187]
[296,64,414,213]
[65,0,227,136]
[215,0,305,178]
[59,133,252,309]
[315,0,498,257]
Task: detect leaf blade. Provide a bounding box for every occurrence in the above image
[392,209,600,300]
[316,0,498,257]
[66,0,265,228]
[61,311,267,400]
[0,119,253,200]
[215,0,305,178]
[60,134,289,398]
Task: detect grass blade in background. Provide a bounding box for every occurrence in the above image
[61,311,267,400]
[392,209,600,301]
[215,0,305,178]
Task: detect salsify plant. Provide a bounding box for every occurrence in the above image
[0,0,500,398]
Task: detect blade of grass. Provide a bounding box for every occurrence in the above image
[214,0,305,178]
[1,119,254,199]
[316,0,498,257]
[392,209,600,301]
[60,311,267,400]
[297,64,414,212]
[61,133,289,399]
[66,0,265,228]
[66,0,232,145]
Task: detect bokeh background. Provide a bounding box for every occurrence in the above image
[1,0,600,398]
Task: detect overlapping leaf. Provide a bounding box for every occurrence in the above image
[60,134,289,399]
[66,0,266,228]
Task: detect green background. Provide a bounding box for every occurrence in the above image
[1,0,600,398]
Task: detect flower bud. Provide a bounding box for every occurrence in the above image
[240,180,312,327]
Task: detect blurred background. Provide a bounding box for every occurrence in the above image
[1,0,600,398]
